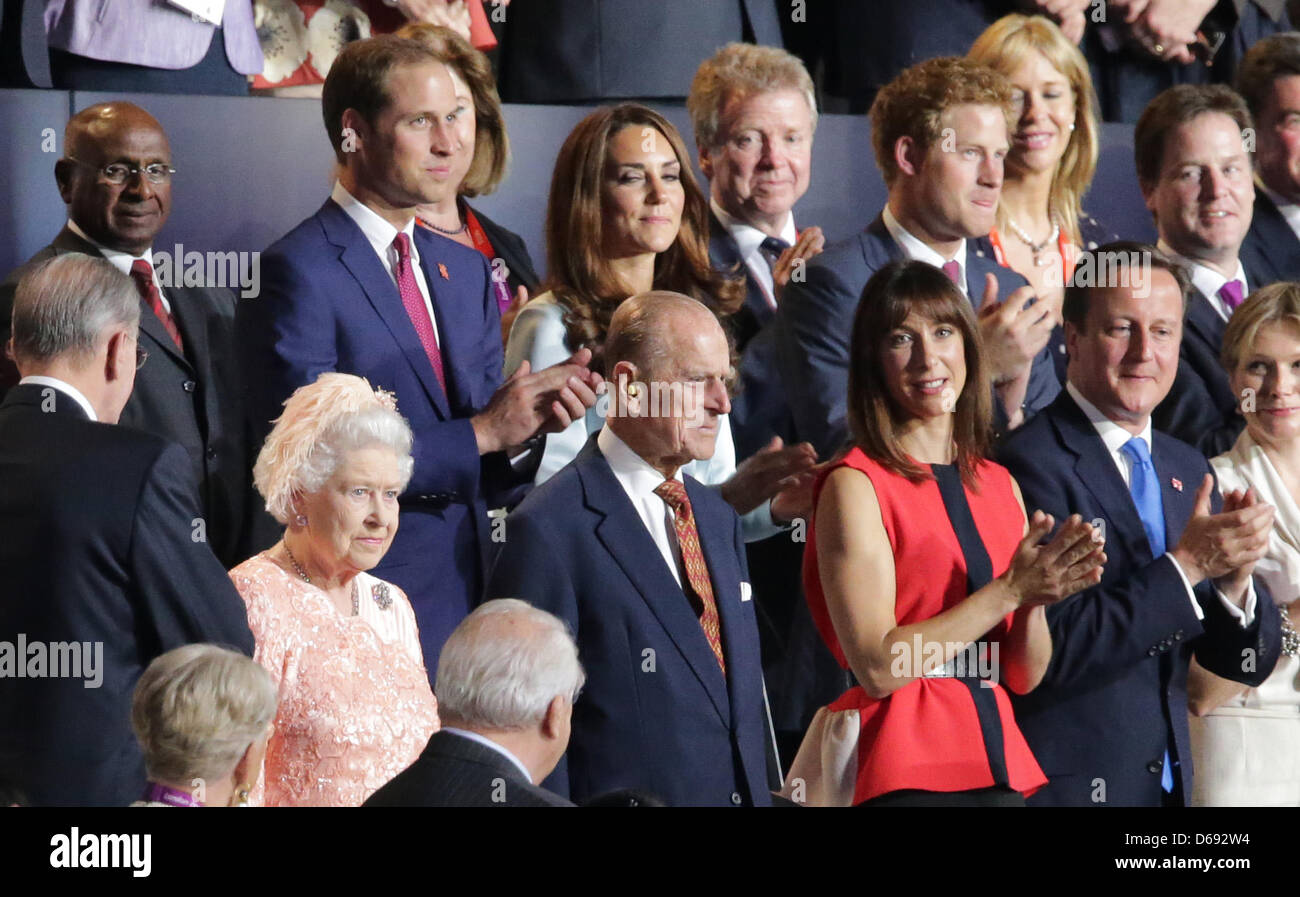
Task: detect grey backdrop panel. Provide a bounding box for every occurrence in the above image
[1,89,1152,282]
[0,89,74,276]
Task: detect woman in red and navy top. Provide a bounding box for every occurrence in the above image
[805,259,1106,807]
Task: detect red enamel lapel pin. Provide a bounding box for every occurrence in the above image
[1171,478,1183,492]
[438,263,449,280]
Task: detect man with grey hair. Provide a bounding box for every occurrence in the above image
[0,254,254,807]
[365,599,579,807]
[486,292,774,807]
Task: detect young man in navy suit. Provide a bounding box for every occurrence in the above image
[238,36,601,676]
[485,292,773,807]
[777,56,1059,460]
[998,244,1282,806]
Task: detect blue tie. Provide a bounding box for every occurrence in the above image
[1120,436,1174,793]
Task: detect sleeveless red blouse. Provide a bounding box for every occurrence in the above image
[804,447,1047,804]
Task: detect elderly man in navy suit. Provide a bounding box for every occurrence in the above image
[485,292,773,807]
[1139,84,1262,456]
[777,56,1059,460]
[238,35,601,676]
[998,244,1282,806]
[1237,34,1300,285]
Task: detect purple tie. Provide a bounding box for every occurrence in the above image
[393,233,447,394]
[942,260,962,285]
[1218,280,1244,314]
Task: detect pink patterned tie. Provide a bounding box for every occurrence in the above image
[942,259,961,285]
[392,232,446,393]
[654,479,726,674]
[1218,280,1244,315]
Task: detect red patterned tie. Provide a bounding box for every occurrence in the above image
[654,479,726,674]
[129,259,183,351]
[392,232,446,393]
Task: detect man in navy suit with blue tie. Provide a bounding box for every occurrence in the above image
[485,292,773,807]
[998,244,1282,806]
[777,56,1060,459]
[238,36,600,676]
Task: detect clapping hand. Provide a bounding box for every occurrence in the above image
[1001,512,1106,608]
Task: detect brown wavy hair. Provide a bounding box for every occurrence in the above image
[543,104,744,372]
[847,260,992,487]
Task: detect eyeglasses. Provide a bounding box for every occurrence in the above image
[135,347,149,370]
[64,157,176,185]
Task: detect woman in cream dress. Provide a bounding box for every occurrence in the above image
[1191,283,1300,806]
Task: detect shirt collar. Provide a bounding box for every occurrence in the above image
[18,375,98,421]
[881,203,967,285]
[598,424,684,492]
[439,728,533,783]
[1157,239,1247,301]
[1066,380,1152,457]
[331,181,419,264]
[66,218,153,275]
[710,197,796,259]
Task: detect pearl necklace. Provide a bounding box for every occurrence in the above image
[1004,214,1060,267]
[284,543,359,616]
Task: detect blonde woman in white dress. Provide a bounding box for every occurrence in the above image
[1190,282,1300,806]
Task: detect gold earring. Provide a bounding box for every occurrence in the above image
[626,383,640,397]
[232,785,251,807]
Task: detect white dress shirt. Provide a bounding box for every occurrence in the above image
[66,218,172,314]
[1067,382,1255,626]
[439,727,534,782]
[882,203,968,296]
[710,198,797,309]
[597,423,686,589]
[18,375,97,421]
[1159,240,1248,323]
[331,181,441,347]
[1258,180,1300,244]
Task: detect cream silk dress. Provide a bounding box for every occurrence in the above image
[231,554,440,807]
[1194,433,1300,806]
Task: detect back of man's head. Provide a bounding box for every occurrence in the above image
[9,254,139,375]
[435,599,584,732]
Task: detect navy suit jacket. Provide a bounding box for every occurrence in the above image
[708,212,795,460]
[998,390,1281,807]
[775,213,1060,458]
[0,385,254,806]
[1240,189,1300,286]
[484,437,773,807]
[1151,276,1260,456]
[238,198,531,676]
[364,730,573,807]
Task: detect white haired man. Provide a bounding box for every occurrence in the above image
[365,599,582,807]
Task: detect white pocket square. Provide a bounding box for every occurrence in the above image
[740,582,752,602]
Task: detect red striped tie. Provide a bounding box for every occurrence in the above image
[392,233,446,393]
[129,259,183,351]
[654,479,726,674]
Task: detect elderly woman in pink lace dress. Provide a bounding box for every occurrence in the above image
[231,373,439,806]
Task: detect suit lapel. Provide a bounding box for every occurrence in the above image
[1245,191,1300,283]
[1152,436,1198,547]
[413,228,479,414]
[686,475,757,728]
[708,211,771,325]
[1052,393,1156,563]
[576,440,732,726]
[1184,291,1226,361]
[321,201,452,419]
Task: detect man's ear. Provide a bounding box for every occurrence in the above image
[54,159,75,205]
[894,135,923,179]
[541,695,567,740]
[339,108,369,157]
[697,142,714,180]
[104,329,131,383]
[1063,319,1080,362]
